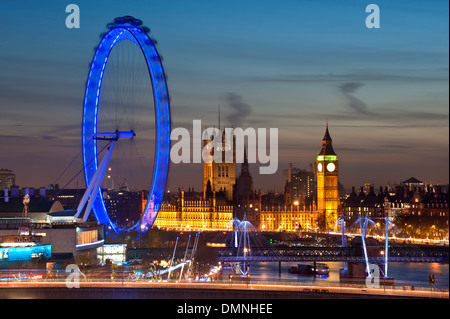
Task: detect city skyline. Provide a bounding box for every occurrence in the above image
[0,0,448,193]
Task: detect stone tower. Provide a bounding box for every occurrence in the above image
[315,123,340,228]
[203,129,236,202]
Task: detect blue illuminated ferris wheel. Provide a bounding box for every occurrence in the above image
[77,16,171,235]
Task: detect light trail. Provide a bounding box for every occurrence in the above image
[1,279,447,299]
[327,231,449,246]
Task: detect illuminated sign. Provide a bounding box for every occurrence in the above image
[0,245,51,262]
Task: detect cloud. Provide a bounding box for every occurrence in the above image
[339,82,373,115]
[383,144,414,149]
[41,135,57,140]
[235,69,448,84]
[225,92,252,127]
[0,134,22,139]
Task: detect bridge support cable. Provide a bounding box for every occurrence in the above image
[186,232,200,279]
[167,236,179,281]
[334,215,348,272]
[359,216,373,278]
[179,235,191,281]
[384,217,391,278]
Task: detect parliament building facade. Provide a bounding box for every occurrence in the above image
[153,125,341,232]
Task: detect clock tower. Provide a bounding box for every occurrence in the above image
[316,123,340,229]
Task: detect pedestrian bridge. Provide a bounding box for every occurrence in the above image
[216,255,447,263]
[127,244,449,263]
[215,245,449,263]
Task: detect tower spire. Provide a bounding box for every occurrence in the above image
[240,147,250,176]
[320,122,335,155]
[218,104,221,130]
[323,121,331,141]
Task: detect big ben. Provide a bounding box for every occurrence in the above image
[316,123,340,228]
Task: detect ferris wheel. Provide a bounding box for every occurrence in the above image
[75,16,171,235]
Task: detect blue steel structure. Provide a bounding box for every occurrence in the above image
[82,17,170,236]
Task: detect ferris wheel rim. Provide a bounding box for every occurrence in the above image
[81,17,171,235]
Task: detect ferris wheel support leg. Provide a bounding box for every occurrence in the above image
[74,141,116,222]
[74,161,104,221]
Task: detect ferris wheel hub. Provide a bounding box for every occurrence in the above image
[93,130,136,141]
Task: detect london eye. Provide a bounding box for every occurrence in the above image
[78,16,171,236]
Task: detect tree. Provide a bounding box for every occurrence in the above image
[316,211,327,232]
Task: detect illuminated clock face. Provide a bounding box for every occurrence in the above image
[327,162,336,172]
[318,163,323,172]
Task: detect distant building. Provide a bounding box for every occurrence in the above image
[233,150,260,227]
[103,189,143,228]
[402,177,424,191]
[203,130,236,202]
[0,169,15,190]
[284,163,315,206]
[341,182,449,240]
[259,125,340,232]
[0,198,64,223]
[1,189,104,264]
[363,183,374,195]
[155,129,239,231]
[153,188,233,231]
[259,202,315,232]
[45,187,85,210]
[341,186,386,225]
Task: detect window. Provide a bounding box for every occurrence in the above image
[77,229,98,245]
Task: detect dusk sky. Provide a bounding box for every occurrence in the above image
[0,0,448,193]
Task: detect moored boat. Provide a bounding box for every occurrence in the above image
[288,263,329,276]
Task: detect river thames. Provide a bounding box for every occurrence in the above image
[239,262,449,290]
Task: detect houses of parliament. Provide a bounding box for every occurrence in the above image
[153,125,340,232]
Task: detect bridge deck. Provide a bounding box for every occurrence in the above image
[126,245,449,263]
[215,245,449,263]
[217,256,448,263]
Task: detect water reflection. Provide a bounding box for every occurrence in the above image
[239,262,449,289]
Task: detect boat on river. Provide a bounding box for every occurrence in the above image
[288,263,329,276]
